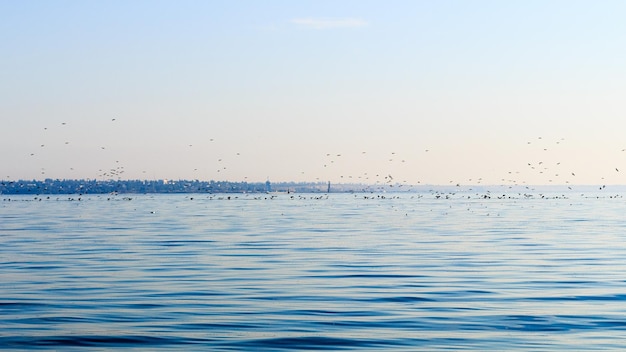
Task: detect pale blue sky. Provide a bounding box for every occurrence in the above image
[3,1,626,185]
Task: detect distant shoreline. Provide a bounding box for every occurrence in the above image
[2,179,626,195]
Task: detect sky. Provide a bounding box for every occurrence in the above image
[2,0,626,185]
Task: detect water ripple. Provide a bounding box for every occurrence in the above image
[3,193,626,350]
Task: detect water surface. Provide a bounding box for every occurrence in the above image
[2,192,626,350]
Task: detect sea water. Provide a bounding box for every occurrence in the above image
[2,192,626,350]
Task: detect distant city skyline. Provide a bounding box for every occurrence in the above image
[3,1,626,185]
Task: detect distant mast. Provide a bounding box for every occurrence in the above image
[327,181,331,193]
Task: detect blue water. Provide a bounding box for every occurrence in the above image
[2,192,626,350]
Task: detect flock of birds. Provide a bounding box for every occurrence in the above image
[25,119,126,179]
[10,117,626,196]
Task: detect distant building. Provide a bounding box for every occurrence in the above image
[265,180,271,193]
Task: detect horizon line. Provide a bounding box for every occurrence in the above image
[2,178,625,188]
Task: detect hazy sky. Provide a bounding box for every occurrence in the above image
[3,1,626,185]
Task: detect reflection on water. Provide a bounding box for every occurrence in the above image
[2,193,626,350]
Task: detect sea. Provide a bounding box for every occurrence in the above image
[2,191,626,351]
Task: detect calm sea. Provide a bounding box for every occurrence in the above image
[2,192,626,351]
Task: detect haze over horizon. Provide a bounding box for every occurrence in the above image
[3,1,626,185]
